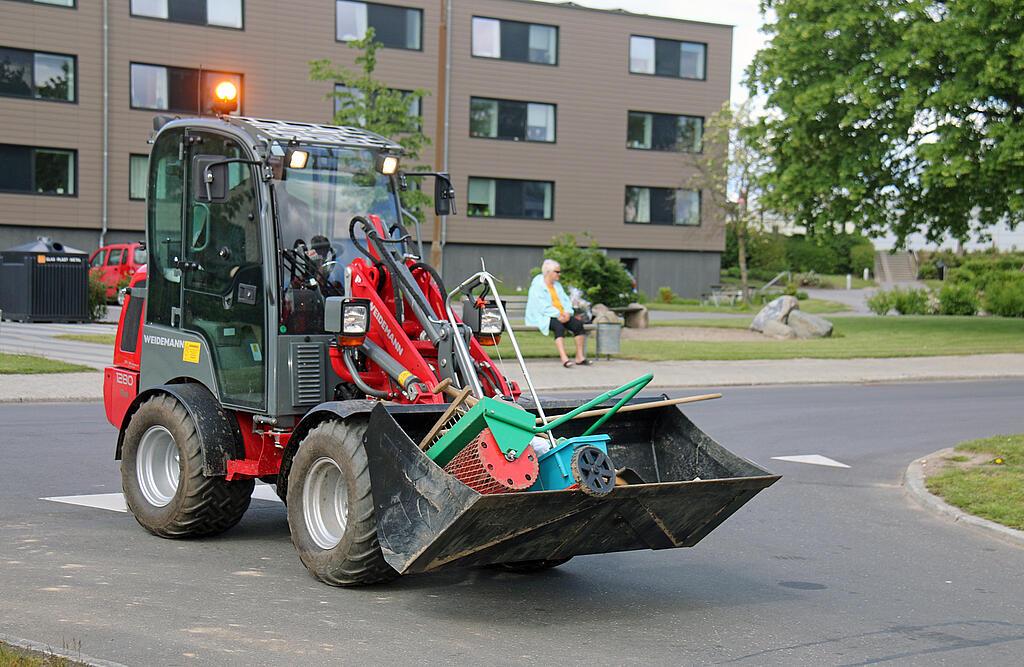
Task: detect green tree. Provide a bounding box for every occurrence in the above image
[688,101,772,304]
[310,28,432,219]
[543,234,634,308]
[747,0,1024,247]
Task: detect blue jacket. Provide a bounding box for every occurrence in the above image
[525,273,572,335]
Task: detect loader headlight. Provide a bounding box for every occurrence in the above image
[324,297,371,347]
[479,307,503,335]
[466,300,504,346]
[375,154,400,175]
[343,300,370,335]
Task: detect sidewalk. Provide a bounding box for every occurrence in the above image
[4,354,1024,403]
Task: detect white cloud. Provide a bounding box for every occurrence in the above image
[532,0,766,104]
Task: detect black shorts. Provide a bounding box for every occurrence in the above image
[550,316,584,339]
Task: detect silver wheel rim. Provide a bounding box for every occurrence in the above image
[136,425,180,507]
[303,456,349,550]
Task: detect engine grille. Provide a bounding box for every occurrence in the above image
[290,342,325,407]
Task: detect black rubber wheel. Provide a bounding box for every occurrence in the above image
[571,446,617,497]
[494,558,573,573]
[121,394,254,538]
[286,419,397,587]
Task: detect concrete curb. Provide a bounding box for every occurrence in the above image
[0,632,128,667]
[903,447,1024,548]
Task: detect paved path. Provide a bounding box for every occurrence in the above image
[2,381,1022,665]
[1,320,114,369]
[5,353,1024,404]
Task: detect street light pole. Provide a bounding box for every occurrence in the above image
[431,0,451,272]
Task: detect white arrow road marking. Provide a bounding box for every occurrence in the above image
[42,493,127,512]
[42,484,282,513]
[771,454,851,468]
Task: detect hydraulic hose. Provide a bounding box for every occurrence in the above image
[341,349,389,399]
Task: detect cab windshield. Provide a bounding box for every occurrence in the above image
[274,144,402,333]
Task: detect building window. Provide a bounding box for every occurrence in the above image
[129,154,148,200]
[130,63,242,114]
[625,186,700,225]
[0,144,76,196]
[470,97,555,143]
[7,0,76,6]
[332,84,421,119]
[468,177,553,220]
[471,17,557,65]
[336,1,422,50]
[0,47,75,102]
[629,36,706,80]
[130,0,243,29]
[627,112,702,152]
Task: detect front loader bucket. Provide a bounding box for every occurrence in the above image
[363,400,780,575]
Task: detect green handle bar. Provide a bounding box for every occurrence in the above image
[539,373,653,437]
[484,374,654,438]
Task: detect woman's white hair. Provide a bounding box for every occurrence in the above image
[541,258,561,276]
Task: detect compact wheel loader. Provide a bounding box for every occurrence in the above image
[104,110,779,587]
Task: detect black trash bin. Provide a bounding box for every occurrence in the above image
[0,236,90,322]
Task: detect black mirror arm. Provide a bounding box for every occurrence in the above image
[200,157,265,201]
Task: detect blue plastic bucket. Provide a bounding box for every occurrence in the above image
[532,434,611,491]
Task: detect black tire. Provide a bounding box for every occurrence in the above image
[121,394,254,538]
[494,558,574,573]
[286,419,397,587]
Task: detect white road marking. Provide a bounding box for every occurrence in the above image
[42,493,127,512]
[771,454,851,468]
[251,485,282,502]
[42,484,282,513]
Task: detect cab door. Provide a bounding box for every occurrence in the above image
[181,130,266,410]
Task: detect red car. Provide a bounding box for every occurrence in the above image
[89,242,146,304]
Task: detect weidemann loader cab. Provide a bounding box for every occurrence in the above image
[104,87,778,587]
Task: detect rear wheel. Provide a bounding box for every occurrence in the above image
[286,419,397,586]
[121,394,254,538]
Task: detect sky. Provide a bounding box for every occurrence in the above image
[534,0,767,104]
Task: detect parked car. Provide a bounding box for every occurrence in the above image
[89,242,146,304]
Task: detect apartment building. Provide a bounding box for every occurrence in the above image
[0,0,731,297]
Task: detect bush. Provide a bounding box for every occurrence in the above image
[984,280,1024,318]
[891,287,930,315]
[866,290,895,315]
[786,236,841,273]
[938,283,979,316]
[850,244,875,275]
[87,271,108,321]
[543,234,634,308]
[658,286,676,303]
[782,283,809,300]
[796,271,823,287]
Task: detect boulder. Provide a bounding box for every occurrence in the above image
[591,304,620,324]
[750,295,799,332]
[763,320,797,339]
[787,310,833,338]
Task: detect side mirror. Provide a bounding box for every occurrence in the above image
[191,203,210,251]
[192,154,230,203]
[434,173,456,216]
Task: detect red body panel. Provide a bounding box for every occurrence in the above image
[103,367,139,429]
[226,413,287,481]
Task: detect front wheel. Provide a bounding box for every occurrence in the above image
[121,394,254,538]
[286,419,397,586]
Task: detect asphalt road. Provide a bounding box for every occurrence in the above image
[2,380,1023,666]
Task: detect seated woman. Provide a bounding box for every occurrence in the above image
[525,259,591,367]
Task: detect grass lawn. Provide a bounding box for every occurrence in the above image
[925,434,1024,530]
[814,273,876,289]
[645,298,850,315]
[54,333,116,346]
[498,316,1024,361]
[0,353,94,374]
[0,641,84,666]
